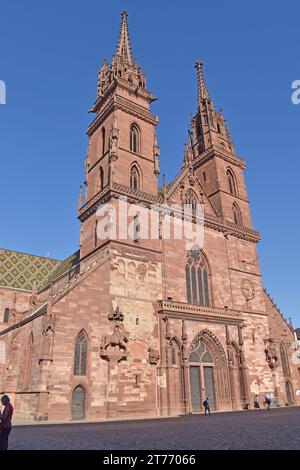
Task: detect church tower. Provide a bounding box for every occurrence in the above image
[78,11,160,259]
[189,62,253,229]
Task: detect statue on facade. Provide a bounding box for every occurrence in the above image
[41,313,54,357]
[100,307,129,361]
[264,338,278,369]
[100,323,129,354]
[148,347,160,365]
[109,120,119,161]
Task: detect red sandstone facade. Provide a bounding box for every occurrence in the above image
[0,12,299,421]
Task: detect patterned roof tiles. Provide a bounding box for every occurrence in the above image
[0,248,62,291]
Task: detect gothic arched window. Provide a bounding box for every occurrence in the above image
[189,340,214,364]
[232,202,242,226]
[101,127,106,156]
[99,166,104,191]
[74,330,88,376]
[130,165,140,190]
[130,124,140,154]
[186,250,211,306]
[170,339,181,366]
[3,308,10,323]
[226,169,237,195]
[280,342,290,378]
[185,189,198,212]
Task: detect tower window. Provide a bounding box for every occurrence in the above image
[171,348,177,365]
[100,166,104,191]
[226,169,237,196]
[232,202,242,226]
[203,172,207,182]
[101,127,106,156]
[133,215,139,243]
[130,124,140,154]
[130,165,140,190]
[3,308,10,323]
[217,123,221,133]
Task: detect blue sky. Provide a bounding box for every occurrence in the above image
[1,0,299,324]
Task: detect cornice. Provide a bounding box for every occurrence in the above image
[78,185,111,221]
[115,95,158,125]
[209,188,249,204]
[194,146,246,170]
[157,299,244,325]
[78,183,260,242]
[93,77,156,113]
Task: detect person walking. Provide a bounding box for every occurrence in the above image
[264,392,272,410]
[203,397,211,416]
[253,394,260,410]
[0,395,14,450]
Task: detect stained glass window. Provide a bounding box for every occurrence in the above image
[74,330,88,376]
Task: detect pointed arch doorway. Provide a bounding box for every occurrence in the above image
[189,340,216,412]
[285,380,294,405]
[72,385,86,420]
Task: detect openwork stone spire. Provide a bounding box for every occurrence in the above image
[114,11,133,65]
[195,61,210,106]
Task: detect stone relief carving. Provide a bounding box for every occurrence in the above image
[264,338,279,369]
[148,347,160,365]
[100,307,129,362]
[108,305,124,322]
[241,279,255,301]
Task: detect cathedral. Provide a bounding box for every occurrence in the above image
[0,12,299,421]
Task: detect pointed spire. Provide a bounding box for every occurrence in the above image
[195,61,210,106]
[114,11,133,65]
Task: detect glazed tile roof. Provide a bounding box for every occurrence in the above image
[0,248,62,291]
[45,250,80,286]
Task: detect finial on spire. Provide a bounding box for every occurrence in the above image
[195,60,210,106]
[114,10,133,65]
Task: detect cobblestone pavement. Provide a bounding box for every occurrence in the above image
[8,407,300,450]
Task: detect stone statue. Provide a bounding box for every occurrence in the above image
[100,323,129,353]
[109,120,119,160]
[42,314,54,357]
[108,305,124,322]
[265,338,278,369]
[148,347,160,365]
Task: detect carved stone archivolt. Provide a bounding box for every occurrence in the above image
[100,307,129,362]
[189,329,227,367]
[241,280,255,301]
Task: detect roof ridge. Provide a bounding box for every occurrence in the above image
[0,247,62,262]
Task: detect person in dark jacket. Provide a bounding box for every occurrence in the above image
[253,394,260,410]
[203,397,211,415]
[0,395,14,450]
